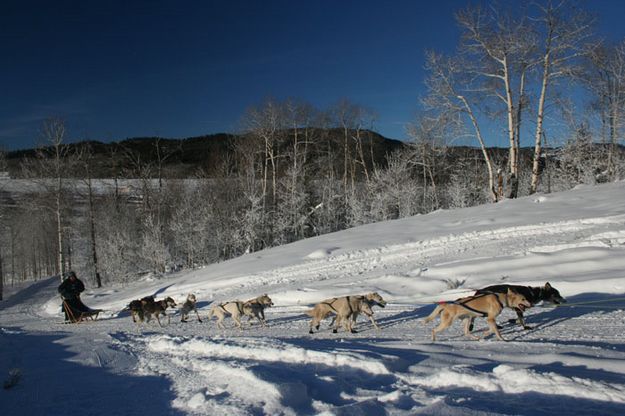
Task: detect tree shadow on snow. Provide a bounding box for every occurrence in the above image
[0,327,183,416]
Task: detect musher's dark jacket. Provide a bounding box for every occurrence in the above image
[58,278,85,300]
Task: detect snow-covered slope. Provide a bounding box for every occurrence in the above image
[2,182,625,415]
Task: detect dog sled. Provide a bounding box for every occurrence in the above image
[62,297,102,323]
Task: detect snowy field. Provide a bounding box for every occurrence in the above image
[2,182,625,415]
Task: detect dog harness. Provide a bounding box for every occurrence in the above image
[322,296,357,315]
[219,302,244,315]
[443,293,504,317]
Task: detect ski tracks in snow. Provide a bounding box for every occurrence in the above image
[243,216,625,299]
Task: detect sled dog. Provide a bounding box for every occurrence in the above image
[308,293,382,334]
[423,289,531,341]
[207,300,254,329]
[244,294,274,326]
[180,293,202,323]
[472,282,566,330]
[127,295,155,323]
[329,292,387,330]
[142,296,177,327]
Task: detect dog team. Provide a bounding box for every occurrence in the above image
[125,282,565,341]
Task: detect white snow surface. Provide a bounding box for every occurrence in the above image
[2,182,625,415]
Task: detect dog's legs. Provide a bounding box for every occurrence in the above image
[332,314,341,333]
[467,316,475,332]
[345,313,357,333]
[515,309,532,330]
[351,312,360,332]
[194,309,203,323]
[487,317,506,341]
[217,310,228,329]
[332,313,347,333]
[361,311,380,330]
[431,311,454,341]
[309,316,320,334]
[463,317,480,340]
[233,314,243,330]
[211,309,226,329]
[256,311,266,327]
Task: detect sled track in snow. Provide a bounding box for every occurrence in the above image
[248,216,625,290]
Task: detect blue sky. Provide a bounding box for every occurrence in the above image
[1,0,625,150]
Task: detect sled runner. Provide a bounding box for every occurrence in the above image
[62,298,102,323]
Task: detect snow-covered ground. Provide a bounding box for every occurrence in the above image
[2,182,625,415]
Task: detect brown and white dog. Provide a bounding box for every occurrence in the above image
[330,292,387,331]
[308,293,385,334]
[244,294,274,326]
[207,300,255,330]
[142,296,177,327]
[423,289,531,341]
[471,282,566,330]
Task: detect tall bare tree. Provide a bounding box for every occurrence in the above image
[38,118,70,278]
[586,40,625,180]
[529,0,594,194]
[455,4,535,198]
[423,51,499,202]
[74,143,103,287]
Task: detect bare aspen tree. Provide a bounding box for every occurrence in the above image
[333,100,358,194]
[75,143,102,287]
[587,41,625,180]
[0,244,3,300]
[242,99,285,210]
[0,148,5,297]
[423,51,498,202]
[529,1,594,194]
[456,4,535,198]
[39,118,69,278]
[407,114,450,211]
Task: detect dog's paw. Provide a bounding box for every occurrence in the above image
[523,325,533,330]
[332,329,338,334]
[198,319,203,323]
[309,329,314,334]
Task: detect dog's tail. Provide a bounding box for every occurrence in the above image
[423,305,444,324]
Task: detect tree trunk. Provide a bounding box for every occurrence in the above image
[0,246,4,301]
[459,96,498,202]
[503,56,518,198]
[87,176,102,288]
[530,50,551,194]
